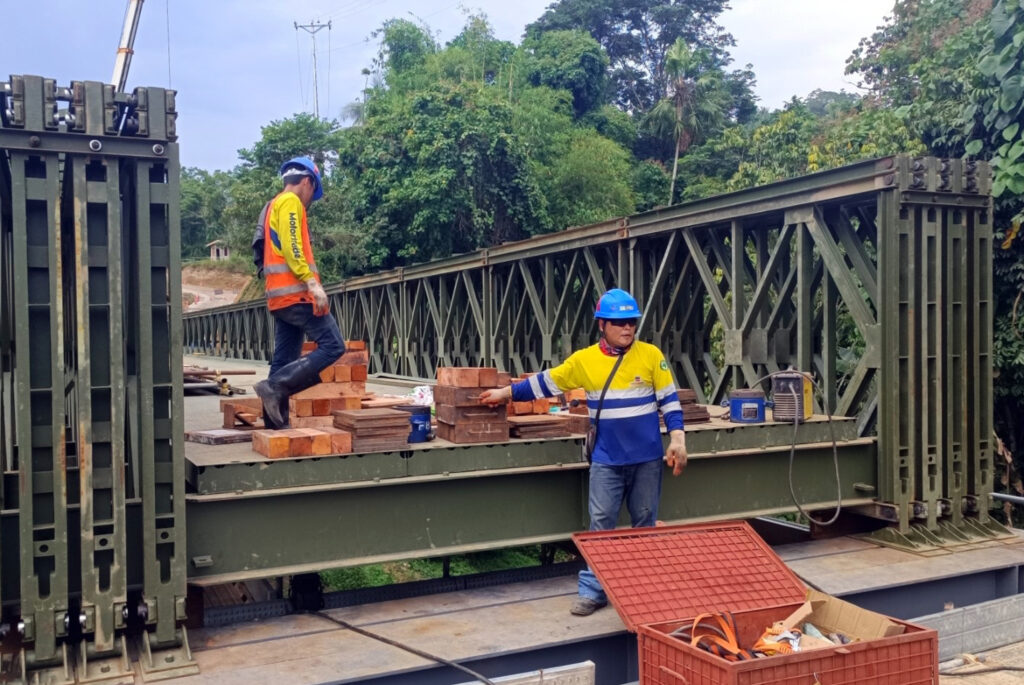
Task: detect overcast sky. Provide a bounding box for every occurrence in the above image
[0,0,894,171]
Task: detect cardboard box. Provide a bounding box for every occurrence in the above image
[780,589,905,642]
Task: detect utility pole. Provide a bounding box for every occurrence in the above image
[294,20,331,118]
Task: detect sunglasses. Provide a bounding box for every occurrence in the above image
[605,319,638,328]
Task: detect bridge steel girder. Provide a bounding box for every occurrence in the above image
[185,155,994,537]
[185,429,876,585]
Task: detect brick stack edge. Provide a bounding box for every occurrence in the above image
[250,340,367,458]
[434,367,509,443]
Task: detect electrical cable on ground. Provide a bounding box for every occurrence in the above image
[751,370,843,527]
[314,611,497,685]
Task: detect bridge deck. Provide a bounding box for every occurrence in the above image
[170,532,1024,685]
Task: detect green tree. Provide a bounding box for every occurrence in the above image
[180,167,233,259]
[547,130,636,227]
[339,82,550,267]
[525,0,738,113]
[373,18,438,83]
[960,0,1024,457]
[646,38,728,203]
[523,30,609,117]
[631,159,671,212]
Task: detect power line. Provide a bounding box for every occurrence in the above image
[322,0,379,22]
[294,20,331,119]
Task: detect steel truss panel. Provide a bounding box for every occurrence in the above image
[0,75,191,680]
[185,155,994,537]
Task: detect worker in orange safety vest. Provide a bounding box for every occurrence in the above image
[253,157,345,428]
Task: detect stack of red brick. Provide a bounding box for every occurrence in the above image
[434,367,510,444]
[289,340,368,428]
[250,340,370,458]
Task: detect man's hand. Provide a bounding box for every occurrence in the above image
[479,386,511,405]
[664,430,687,476]
[307,280,329,316]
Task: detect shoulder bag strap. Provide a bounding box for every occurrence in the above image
[593,351,625,441]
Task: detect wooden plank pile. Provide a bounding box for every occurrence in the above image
[678,388,711,423]
[434,367,509,444]
[332,408,411,452]
[508,414,572,439]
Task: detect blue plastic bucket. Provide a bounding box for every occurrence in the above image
[395,404,433,442]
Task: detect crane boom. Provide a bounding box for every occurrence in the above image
[112,0,145,93]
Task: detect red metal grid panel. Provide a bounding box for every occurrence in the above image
[572,522,807,632]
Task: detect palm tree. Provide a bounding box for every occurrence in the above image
[647,38,728,204]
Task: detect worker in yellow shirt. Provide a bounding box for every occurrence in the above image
[481,288,687,616]
[253,157,345,428]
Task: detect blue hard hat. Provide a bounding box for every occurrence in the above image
[594,288,642,320]
[280,156,323,202]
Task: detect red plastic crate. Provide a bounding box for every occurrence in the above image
[573,522,938,685]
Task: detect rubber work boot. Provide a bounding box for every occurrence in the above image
[255,357,323,429]
[570,597,607,616]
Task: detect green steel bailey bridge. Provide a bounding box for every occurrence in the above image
[0,72,1006,683]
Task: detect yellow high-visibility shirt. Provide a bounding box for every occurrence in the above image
[268,192,314,282]
[511,341,683,465]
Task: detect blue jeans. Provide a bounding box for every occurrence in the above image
[578,459,663,602]
[269,303,346,377]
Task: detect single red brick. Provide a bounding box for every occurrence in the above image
[478,367,499,388]
[252,430,290,459]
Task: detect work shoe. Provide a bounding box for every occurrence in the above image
[570,597,607,616]
[255,358,323,430]
[254,380,289,429]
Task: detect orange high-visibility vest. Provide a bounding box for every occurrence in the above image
[263,192,321,311]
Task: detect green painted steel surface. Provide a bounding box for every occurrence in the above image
[0,75,189,678]
[185,432,875,584]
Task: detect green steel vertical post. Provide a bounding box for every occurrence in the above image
[11,145,68,666]
[877,189,909,530]
[795,218,813,377]
[920,201,940,529]
[70,151,130,661]
[968,203,994,522]
[823,272,837,413]
[945,207,967,525]
[128,88,189,654]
